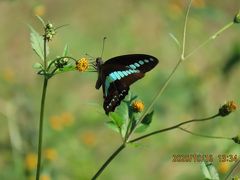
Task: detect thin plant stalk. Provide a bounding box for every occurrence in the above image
[92,144,126,180]
[178,127,232,140]
[36,78,48,180]
[129,113,219,143]
[36,35,48,180]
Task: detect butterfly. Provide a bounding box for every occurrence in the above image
[94,54,159,115]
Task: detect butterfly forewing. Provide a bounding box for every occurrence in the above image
[97,54,159,114]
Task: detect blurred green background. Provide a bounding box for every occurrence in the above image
[0,0,239,179]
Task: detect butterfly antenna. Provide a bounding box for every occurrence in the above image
[100,36,107,58]
[85,53,95,59]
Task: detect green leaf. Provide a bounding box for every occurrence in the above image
[109,112,124,128]
[29,25,49,61]
[135,124,149,133]
[142,111,154,125]
[62,44,69,56]
[200,162,220,180]
[105,121,120,133]
[134,111,154,133]
[32,62,43,69]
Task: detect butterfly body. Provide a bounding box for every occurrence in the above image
[95,54,159,115]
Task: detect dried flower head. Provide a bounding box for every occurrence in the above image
[234,11,240,23]
[219,101,237,117]
[132,100,144,112]
[232,135,240,144]
[76,58,89,72]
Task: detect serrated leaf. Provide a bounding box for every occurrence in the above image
[62,44,69,56]
[29,25,49,61]
[169,33,180,48]
[200,162,220,180]
[105,121,120,133]
[32,62,43,69]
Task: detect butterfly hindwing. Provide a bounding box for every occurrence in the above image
[96,54,159,114]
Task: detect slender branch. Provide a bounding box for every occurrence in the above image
[129,113,219,143]
[36,78,48,180]
[178,127,231,140]
[184,22,234,61]
[91,144,126,180]
[181,0,192,60]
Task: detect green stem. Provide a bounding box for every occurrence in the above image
[91,144,126,180]
[184,22,234,60]
[178,127,231,140]
[36,78,48,180]
[181,0,192,60]
[129,113,219,143]
[36,29,48,180]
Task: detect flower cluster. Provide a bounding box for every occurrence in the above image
[45,23,56,41]
[76,58,89,72]
[131,100,144,112]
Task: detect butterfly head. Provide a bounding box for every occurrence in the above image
[95,57,104,72]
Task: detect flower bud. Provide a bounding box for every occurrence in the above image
[218,101,237,117]
[76,58,89,72]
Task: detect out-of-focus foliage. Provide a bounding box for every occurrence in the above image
[0,0,239,179]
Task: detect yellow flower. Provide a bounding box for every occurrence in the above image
[192,0,205,8]
[132,100,144,112]
[34,5,46,16]
[49,112,75,131]
[40,174,51,180]
[61,112,74,126]
[80,131,96,146]
[76,58,89,72]
[3,67,15,83]
[44,148,58,161]
[218,162,229,174]
[168,2,183,19]
[25,153,37,171]
[49,115,63,131]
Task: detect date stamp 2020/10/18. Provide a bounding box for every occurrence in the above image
[172,154,238,163]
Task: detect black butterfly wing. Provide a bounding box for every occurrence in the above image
[99,54,159,114]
